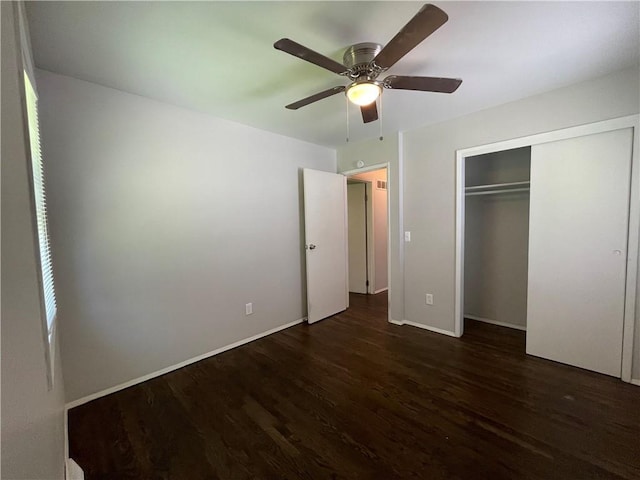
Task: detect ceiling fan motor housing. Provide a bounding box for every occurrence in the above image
[343,43,383,80]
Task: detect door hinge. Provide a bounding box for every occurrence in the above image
[366,280,369,287]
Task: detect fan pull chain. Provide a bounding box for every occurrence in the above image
[379,94,384,141]
[345,95,350,143]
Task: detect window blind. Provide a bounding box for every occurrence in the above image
[24,72,57,342]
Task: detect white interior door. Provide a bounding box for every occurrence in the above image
[347,183,368,294]
[303,169,348,324]
[526,128,633,376]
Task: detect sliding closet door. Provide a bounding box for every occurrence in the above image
[526,128,633,377]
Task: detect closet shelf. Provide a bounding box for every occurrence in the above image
[465,181,530,196]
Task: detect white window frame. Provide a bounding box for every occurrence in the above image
[17,2,58,388]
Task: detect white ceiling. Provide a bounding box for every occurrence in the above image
[26,1,639,148]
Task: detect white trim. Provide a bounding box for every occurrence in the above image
[389,319,404,326]
[400,320,458,337]
[374,287,389,294]
[65,318,305,409]
[454,145,465,338]
[341,162,389,177]
[457,115,638,158]
[622,119,640,382]
[630,379,640,387]
[343,177,350,310]
[397,133,404,326]
[454,115,639,383]
[464,314,527,332]
[65,458,84,480]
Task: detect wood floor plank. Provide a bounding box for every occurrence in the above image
[68,293,640,479]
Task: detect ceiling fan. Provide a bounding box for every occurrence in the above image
[274,3,462,124]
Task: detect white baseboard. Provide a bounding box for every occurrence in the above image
[405,320,458,337]
[65,318,305,409]
[631,379,640,387]
[65,458,84,480]
[391,319,457,337]
[374,287,389,294]
[464,314,527,332]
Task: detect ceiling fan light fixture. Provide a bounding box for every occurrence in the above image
[346,81,381,106]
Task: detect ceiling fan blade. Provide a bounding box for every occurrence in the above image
[373,4,448,70]
[285,86,346,110]
[274,38,348,75]
[360,102,378,123]
[384,75,462,93]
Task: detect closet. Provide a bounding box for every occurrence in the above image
[464,147,531,331]
[460,124,635,378]
[526,128,633,377]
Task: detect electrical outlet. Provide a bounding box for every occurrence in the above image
[426,294,433,305]
[404,231,411,242]
[245,303,253,315]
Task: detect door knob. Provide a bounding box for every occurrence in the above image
[309,244,316,250]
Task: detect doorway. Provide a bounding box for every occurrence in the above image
[346,166,389,311]
[347,180,370,294]
[463,147,531,337]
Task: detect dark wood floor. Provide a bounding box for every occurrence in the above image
[69,293,640,479]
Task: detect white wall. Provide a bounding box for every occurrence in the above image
[401,66,639,376]
[464,148,530,328]
[36,70,336,402]
[351,169,388,293]
[1,3,66,478]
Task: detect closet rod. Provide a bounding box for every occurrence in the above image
[465,181,530,192]
[466,187,530,197]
